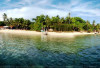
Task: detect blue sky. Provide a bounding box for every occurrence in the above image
[0,0,100,23]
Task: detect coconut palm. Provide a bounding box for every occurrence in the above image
[3,13,8,25]
[45,15,51,29]
[68,12,71,24]
[3,13,7,21]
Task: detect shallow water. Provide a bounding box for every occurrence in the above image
[0,33,100,67]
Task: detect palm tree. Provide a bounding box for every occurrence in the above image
[51,17,57,31]
[56,15,60,24]
[92,20,95,26]
[60,17,65,24]
[9,17,13,25]
[45,15,51,29]
[68,12,71,24]
[3,13,7,21]
[92,20,96,31]
[3,13,8,25]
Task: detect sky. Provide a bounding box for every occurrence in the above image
[0,0,100,23]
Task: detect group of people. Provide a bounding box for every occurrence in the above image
[41,27,48,35]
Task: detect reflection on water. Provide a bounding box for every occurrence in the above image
[0,33,100,67]
[41,34,47,42]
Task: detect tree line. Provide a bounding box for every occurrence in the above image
[0,13,100,32]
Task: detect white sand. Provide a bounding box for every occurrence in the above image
[0,29,95,37]
[48,32,94,38]
[0,29,41,35]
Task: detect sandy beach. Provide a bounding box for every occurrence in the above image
[0,29,95,37]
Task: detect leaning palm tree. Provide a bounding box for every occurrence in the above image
[3,13,7,21]
[3,13,8,25]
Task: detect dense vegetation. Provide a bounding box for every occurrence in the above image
[1,13,100,32]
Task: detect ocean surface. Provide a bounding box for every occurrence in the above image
[0,33,100,68]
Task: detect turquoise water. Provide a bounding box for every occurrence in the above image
[0,33,100,67]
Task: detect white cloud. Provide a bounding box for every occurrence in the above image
[0,0,100,23]
[0,6,68,21]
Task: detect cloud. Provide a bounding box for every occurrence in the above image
[0,0,100,23]
[0,6,68,21]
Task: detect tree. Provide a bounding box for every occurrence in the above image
[3,13,7,21]
[92,20,96,31]
[74,17,86,23]
[45,15,51,29]
[29,22,34,30]
[68,12,71,24]
[0,21,5,26]
[2,13,99,32]
[23,20,31,30]
[92,20,95,27]
[95,24,100,32]
[9,17,14,26]
[51,17,58,31]
[3,13,8,25]
[34,22,43,31]
[83,20,91,31]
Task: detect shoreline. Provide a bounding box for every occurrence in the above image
[0,29,95,37]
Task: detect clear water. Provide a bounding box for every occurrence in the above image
[0,33,100,67]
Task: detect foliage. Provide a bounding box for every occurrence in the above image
[0,21,5,26]
[1,13,100,32]
[29,23,34,30]
[33,22,43,31]
[88,29,93,33]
